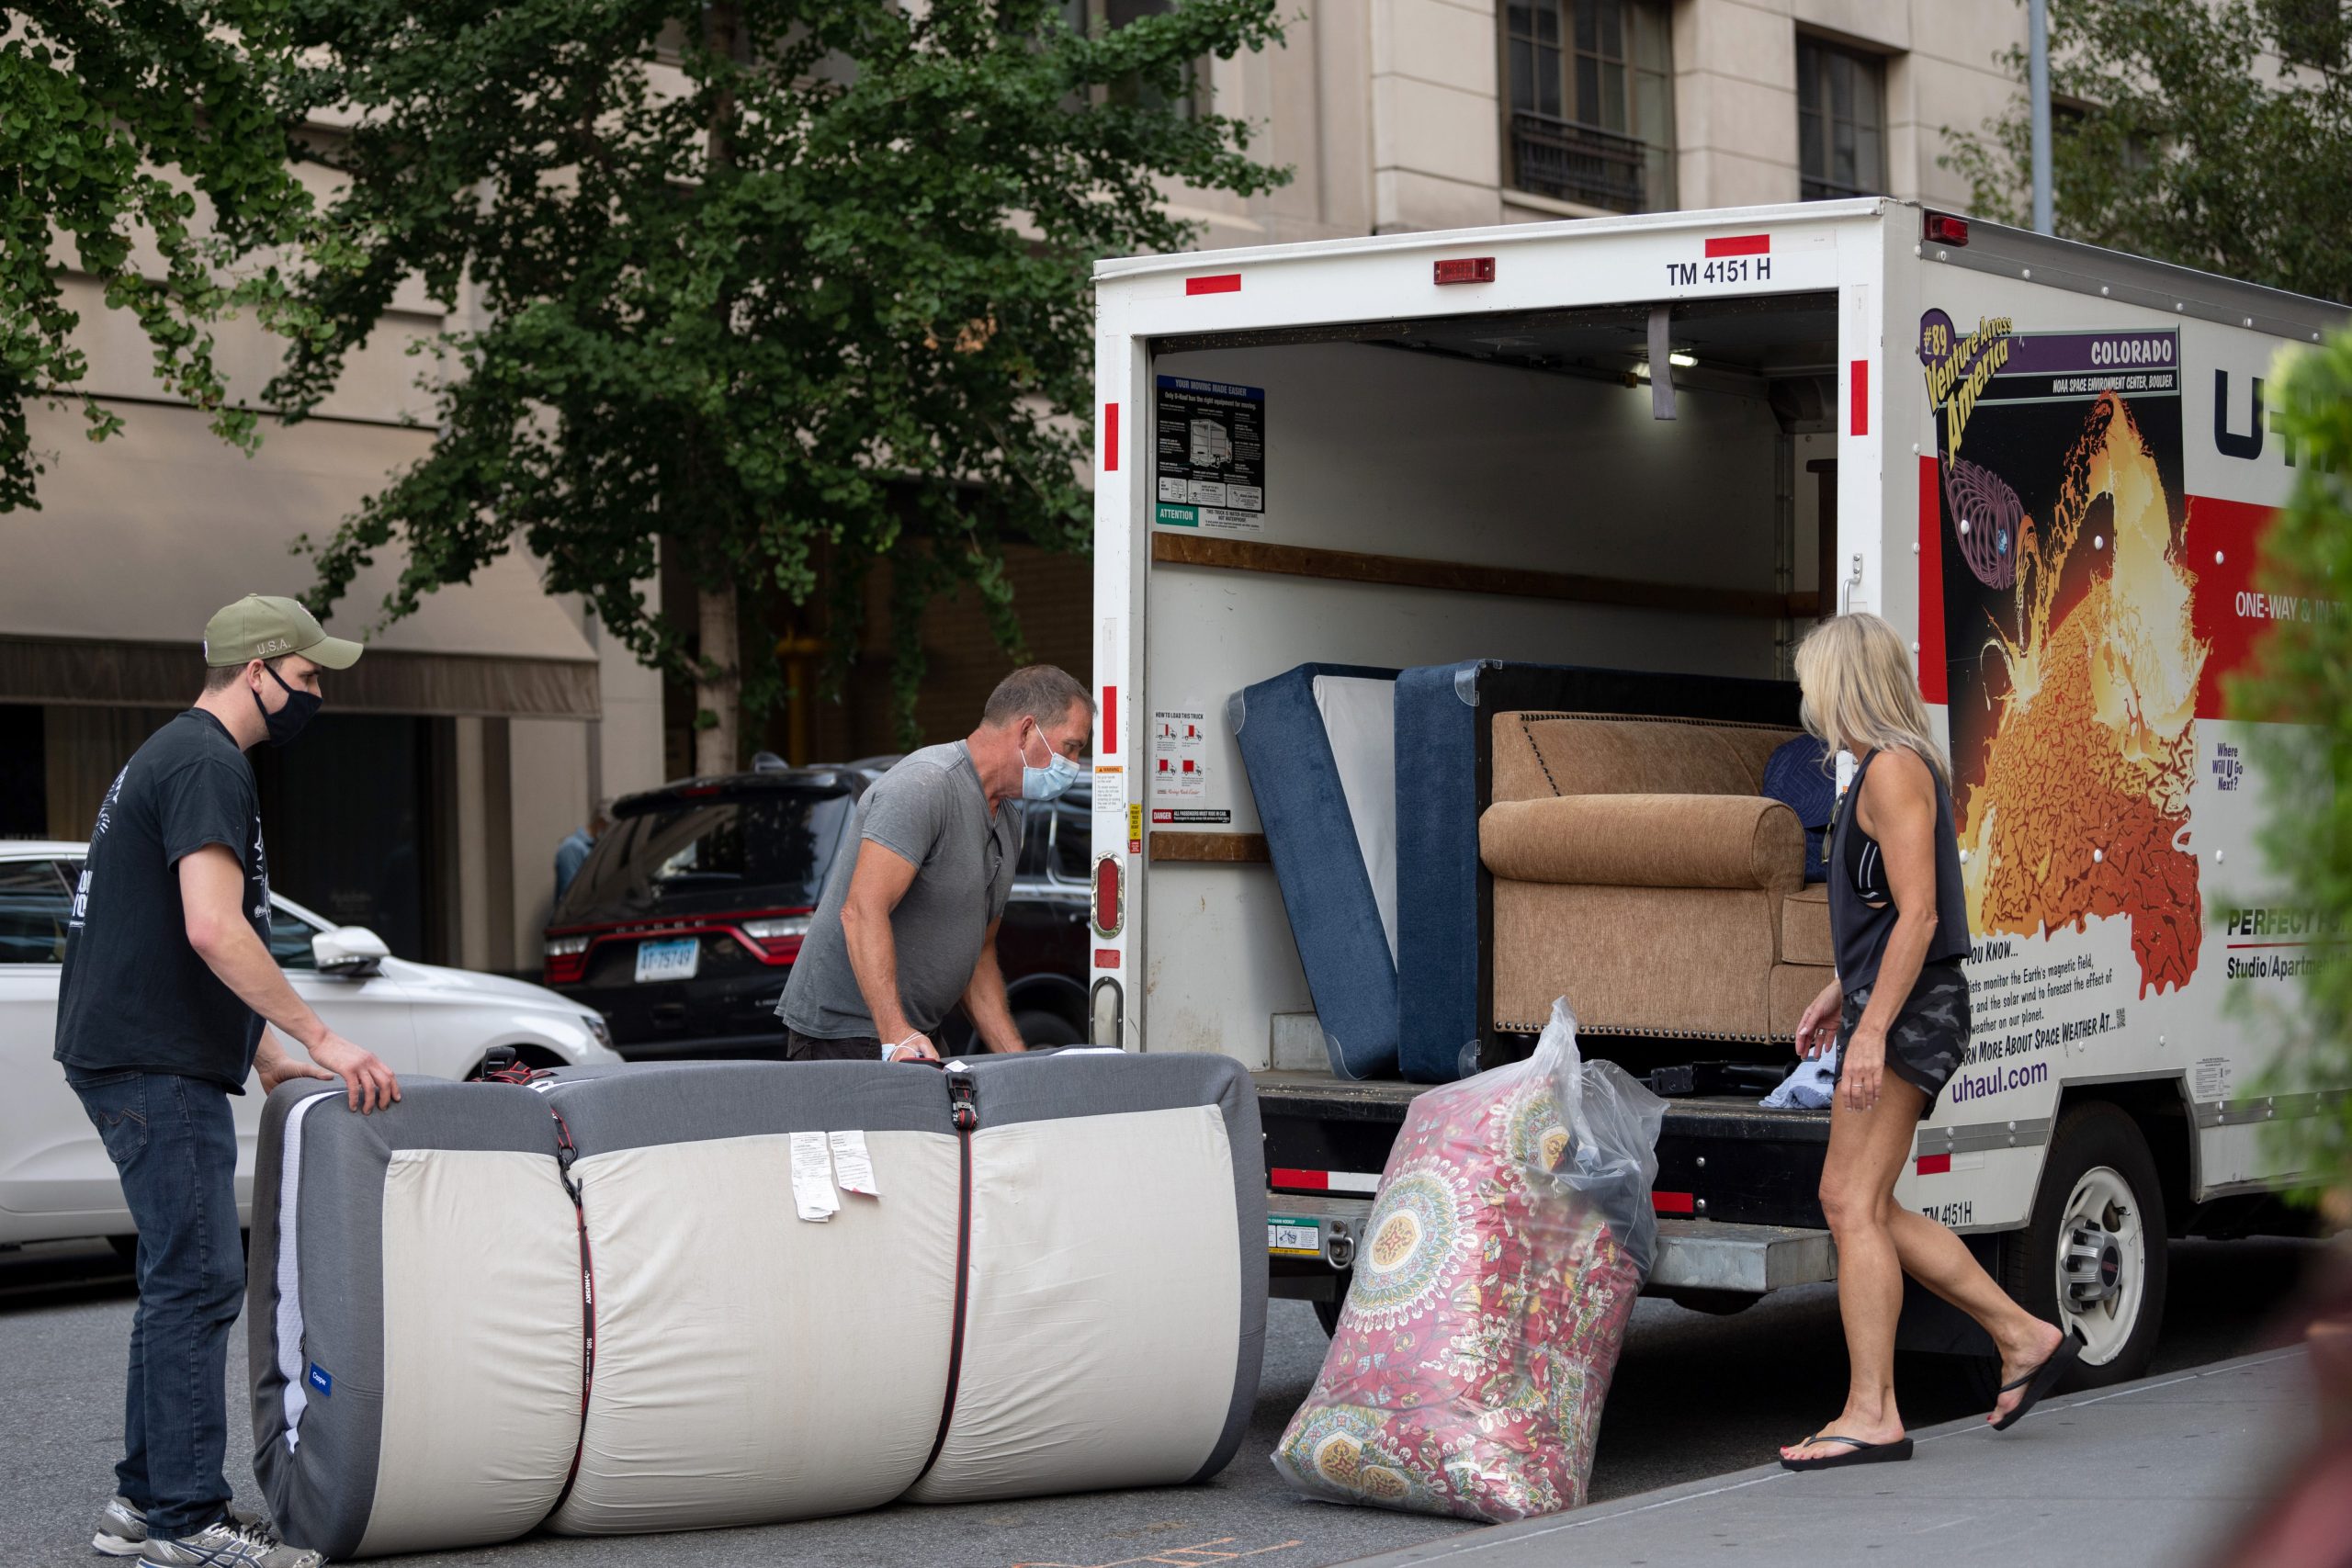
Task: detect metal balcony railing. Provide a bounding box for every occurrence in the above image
[1509,110,1653,212]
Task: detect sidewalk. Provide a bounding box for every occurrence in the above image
[1338,1347,2314,1568]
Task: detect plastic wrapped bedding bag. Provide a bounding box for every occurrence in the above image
[1273,998,1666,1522]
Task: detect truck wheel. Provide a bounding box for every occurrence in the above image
[1015,1009,1083,1047]
[1999,1102,2168,1389]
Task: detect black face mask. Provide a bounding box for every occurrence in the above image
[253,664,321,748]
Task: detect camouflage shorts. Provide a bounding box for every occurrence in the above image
[1833,961,1972,1118]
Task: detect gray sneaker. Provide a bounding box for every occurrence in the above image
[138,1517,323,1567]
[95,1500,272,1560]
[93,1495,146,1557]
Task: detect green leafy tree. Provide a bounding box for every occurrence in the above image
[1945,0,2352,302]
[266,0,1286,766]
[1,1,318,514]
[2229,331,2352,1207]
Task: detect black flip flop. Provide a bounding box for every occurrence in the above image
[1779,1434,1915,1472]
[1990,1328,2086,1431]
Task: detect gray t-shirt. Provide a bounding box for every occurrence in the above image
[777,742,1022,1042]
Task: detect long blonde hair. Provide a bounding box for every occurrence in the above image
[1793,613,1951,792]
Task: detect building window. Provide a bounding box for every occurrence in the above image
[1502,0,1676,213]
[1797,35,1886,200]
[1064,0,1196,115]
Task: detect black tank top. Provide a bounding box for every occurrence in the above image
[1827,749,1973,991]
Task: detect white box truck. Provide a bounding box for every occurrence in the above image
[1080,198,2347,1384]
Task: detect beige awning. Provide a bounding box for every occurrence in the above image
[0,636,598,718]
[5,400,603,687]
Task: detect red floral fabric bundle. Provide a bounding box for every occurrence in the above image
[1273,1004,1655,1522]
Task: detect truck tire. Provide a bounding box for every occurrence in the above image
[1314,1277,1351,1337]
[1015,1009,1084,1048]
[1998,1102,2169,1389]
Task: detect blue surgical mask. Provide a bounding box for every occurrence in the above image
[1021,724,1080,801]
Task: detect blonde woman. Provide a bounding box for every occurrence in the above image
[1778,614,2078,1472]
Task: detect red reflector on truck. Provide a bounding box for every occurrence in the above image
[1924,212,1971,246]
[1652,1190,1696,1215]
[1103,402,1118,470]
[1433,256,1496,285]
[1092,855,1123,937]
[1850,359,1869,435]
[1272,1168,1382,1194]
[1703,234,1770,257]
[1093,948,1120,969]
[1917,1154,1953,1176]
[1185,274,1241,296]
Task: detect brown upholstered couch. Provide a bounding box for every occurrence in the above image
[1479,712,1835,1043]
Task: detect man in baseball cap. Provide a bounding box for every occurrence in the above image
[56,595,396,1568]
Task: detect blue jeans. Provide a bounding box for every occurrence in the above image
[69,1070,243,1540]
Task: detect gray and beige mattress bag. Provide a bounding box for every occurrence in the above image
[247,1054,1265,1557]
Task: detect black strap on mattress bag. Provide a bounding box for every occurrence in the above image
[467,1063,599,1524]
[475,1045,540,1086]
[546,1104,598,1516]
[911,1067,978,1486]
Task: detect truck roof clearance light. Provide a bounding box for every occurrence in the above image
[1184,274,1241,296]
[1433,256,1496,286]
[1925,212,1971,246]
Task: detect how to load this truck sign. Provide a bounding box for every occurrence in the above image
[1078,198,2347,1386]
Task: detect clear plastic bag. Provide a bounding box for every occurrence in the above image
[1273,998,1668,1522]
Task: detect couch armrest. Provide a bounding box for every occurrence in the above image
[1479,795,1804,892]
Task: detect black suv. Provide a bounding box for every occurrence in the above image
[546,763,1092,1060]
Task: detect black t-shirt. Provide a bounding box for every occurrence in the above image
[53,709,271,1091]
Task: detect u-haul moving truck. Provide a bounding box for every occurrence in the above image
[1082,198,2347,1383]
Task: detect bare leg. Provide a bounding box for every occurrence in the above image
[1781,1076,1927,1463]
[1882,1206,2064,1422]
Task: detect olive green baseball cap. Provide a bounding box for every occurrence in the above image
[202,594,364,671]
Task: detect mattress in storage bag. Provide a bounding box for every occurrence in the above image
[250,1051,1265,1557]
[246,1077,589,1561]
[1391,662,1806,1084]
[1272,999,1665,1522]
[1229,662,1401,1078]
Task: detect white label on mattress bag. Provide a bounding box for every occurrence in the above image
[789,1132,840,1222]
[828,1131,878,1197]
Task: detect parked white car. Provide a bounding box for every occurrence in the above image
[0,840,624,1248]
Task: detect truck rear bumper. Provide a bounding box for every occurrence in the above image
[1264,1199,1837,1299]
[1648,1217,1836,1292]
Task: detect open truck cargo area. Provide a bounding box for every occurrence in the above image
[1084,199,2347,1381]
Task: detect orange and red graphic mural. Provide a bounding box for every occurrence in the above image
[1918,314,2215,998]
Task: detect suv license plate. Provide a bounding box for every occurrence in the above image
[634,938,699,983]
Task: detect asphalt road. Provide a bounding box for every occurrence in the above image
[0,1235,2324,1568]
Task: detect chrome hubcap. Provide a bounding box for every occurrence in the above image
[2053,1165,2144,1365]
